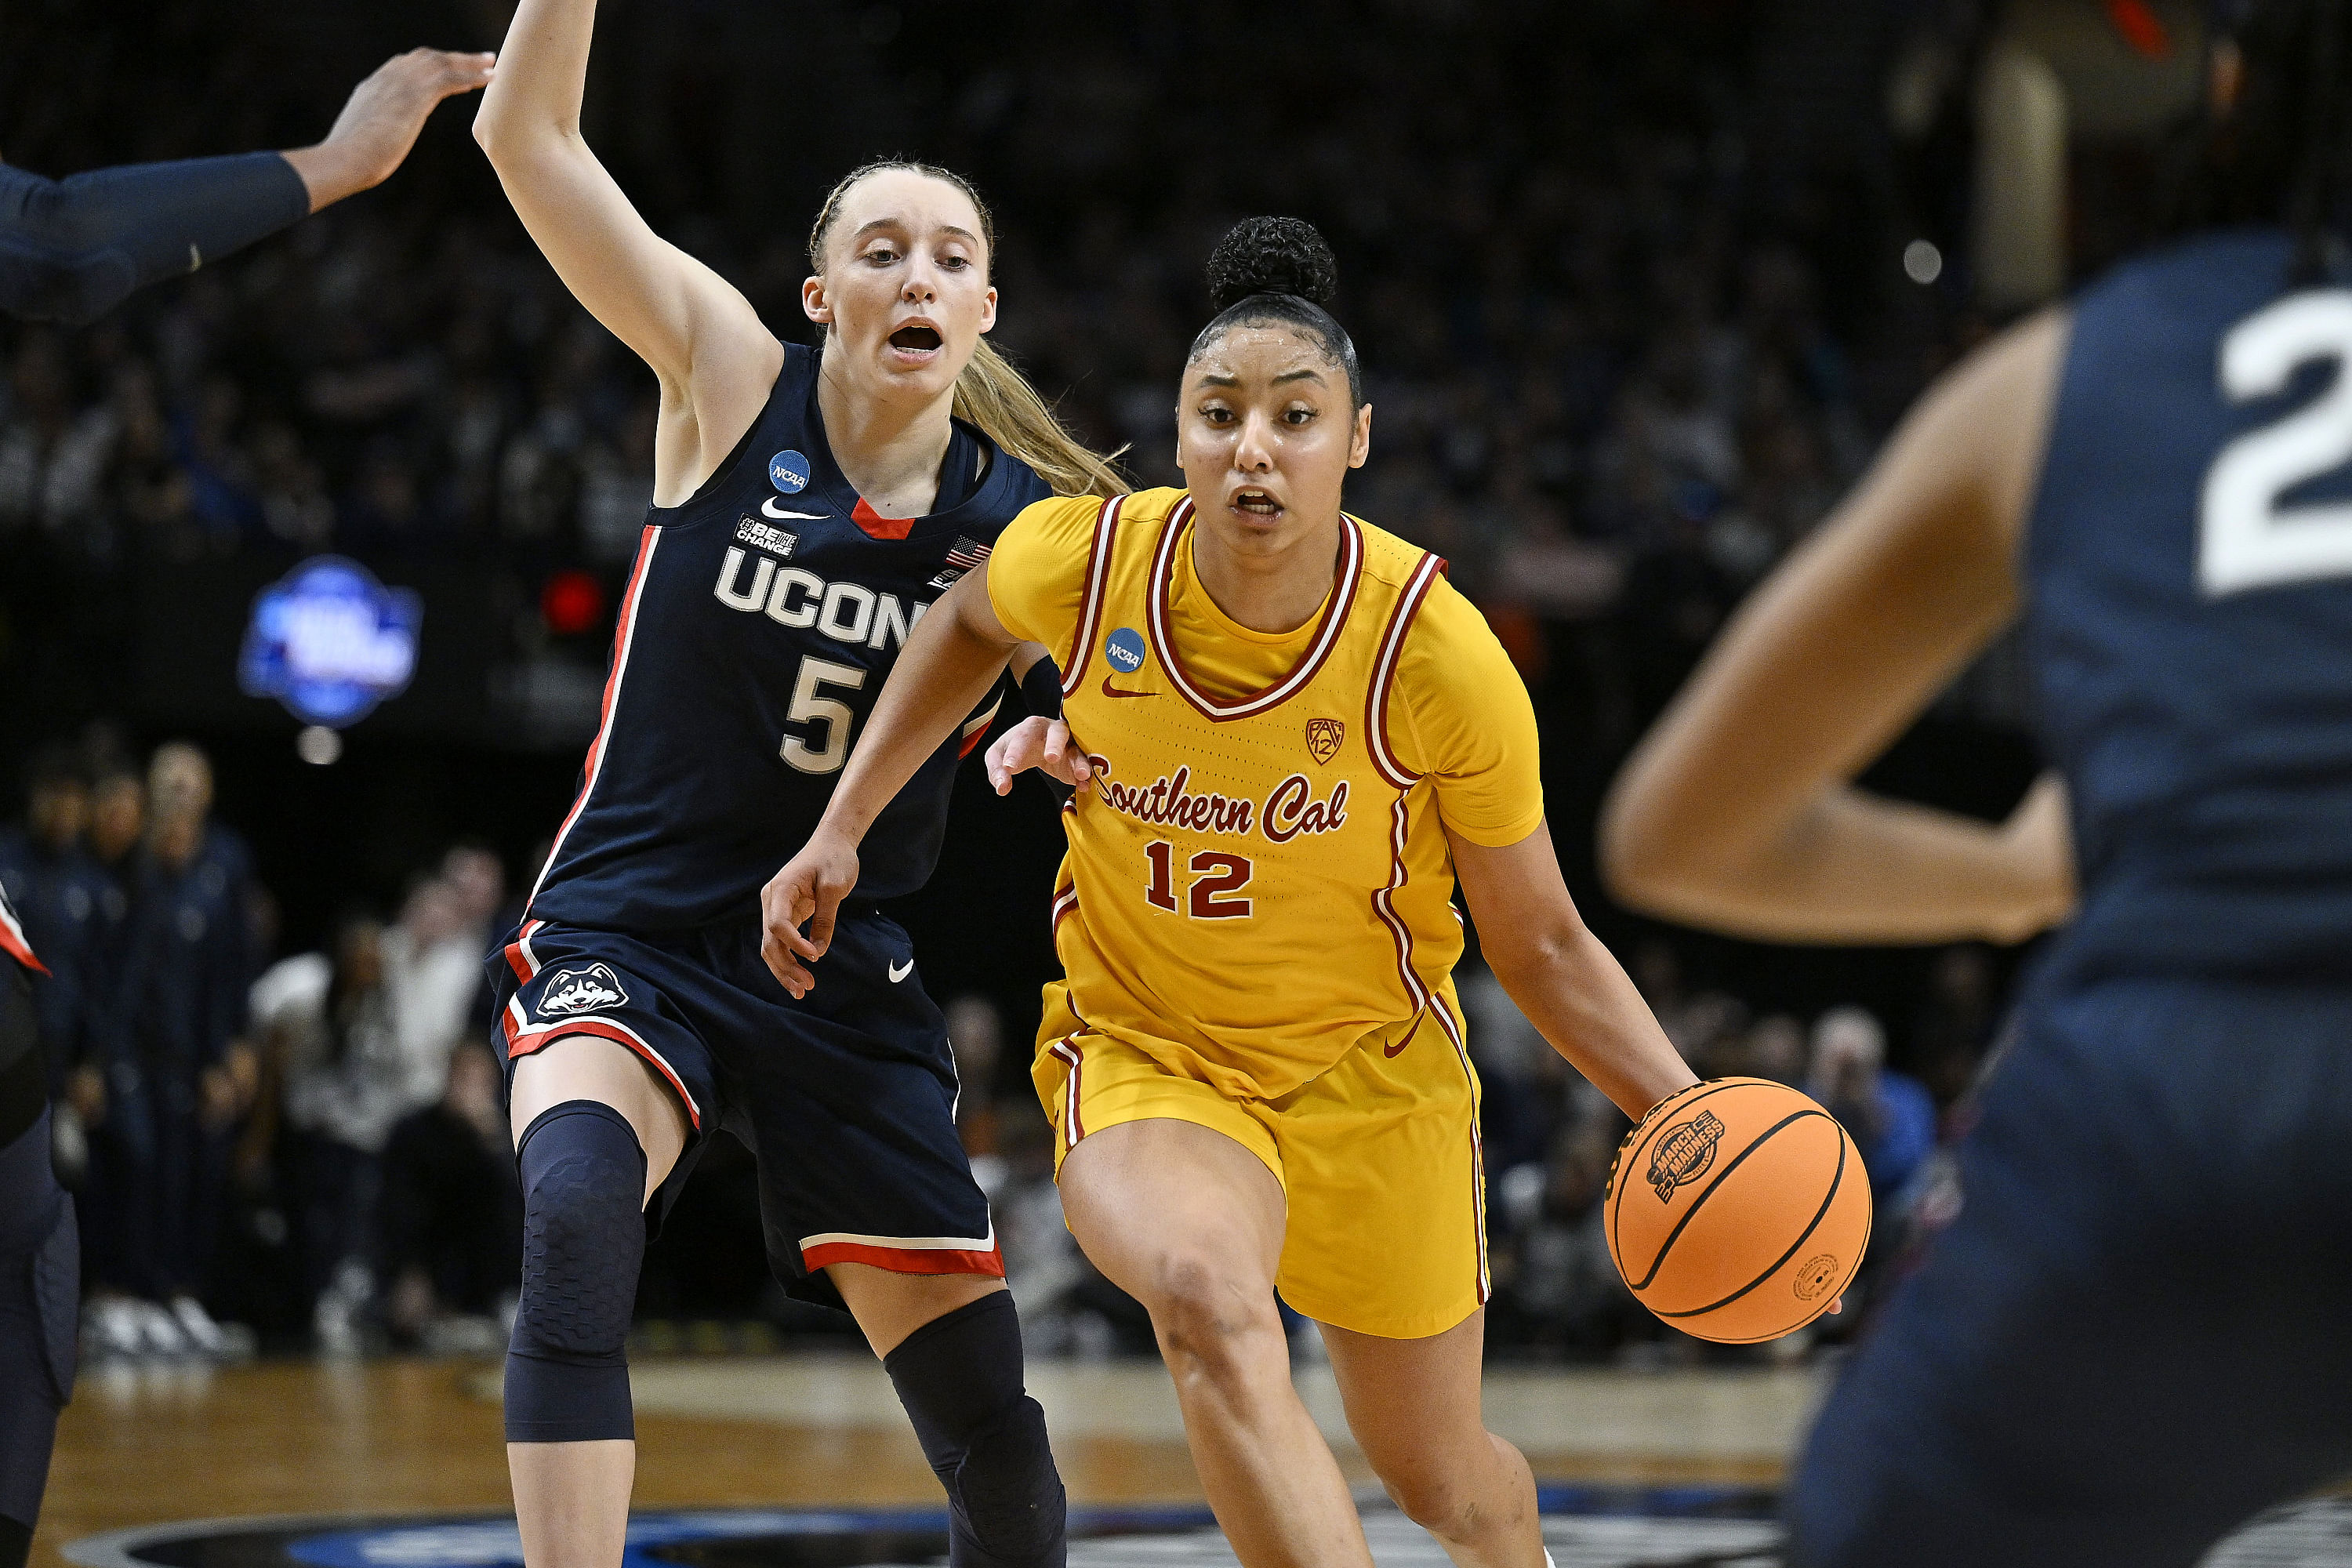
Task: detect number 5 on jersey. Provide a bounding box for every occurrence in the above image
[1144,841,1254,920]
[782,656,866,775]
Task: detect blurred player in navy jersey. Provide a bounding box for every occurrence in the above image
[0,48,488,1561]
[472,2,1125,1563]
[0,889,69,1568]
[1605,2,2352,1562]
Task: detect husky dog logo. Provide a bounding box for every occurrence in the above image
[1646,1109,1726,1202]
[539,963,628,1018]
[1304,717,1345,765]
[1794,1253,1841,1301]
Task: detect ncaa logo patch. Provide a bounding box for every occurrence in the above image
[768,450,811,494]
[1105,627,1147,674]
[1305,717,1345,765]
[537,963,629,1018]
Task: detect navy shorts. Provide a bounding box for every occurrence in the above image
[489,908,1001,1303]
[1787,976,2352,1568]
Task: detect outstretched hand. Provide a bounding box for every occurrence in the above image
[291,49,498,211]
[985,716,1093,797]
[760,829,860,999]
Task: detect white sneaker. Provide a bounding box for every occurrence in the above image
[84,1297,144,1359]
[169,1296,231,1359]
[132,1298,191,1358]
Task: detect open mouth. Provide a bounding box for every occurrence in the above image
[889,324,943,353]
[1232,488,1283,520]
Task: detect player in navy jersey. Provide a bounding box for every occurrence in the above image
[1602,2,2352,1562]
[0,889,70,1568]
[472,3,1123,1565]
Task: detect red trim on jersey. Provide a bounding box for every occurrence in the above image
[1062,494,1125,697]
[1365,552,1443,790]
[957,697,1001,759]
[527,528,662,913]
[1146,501,1364,723]
[799,1239,1007,1276]
[0,906,46,975]
[849,497,916,542]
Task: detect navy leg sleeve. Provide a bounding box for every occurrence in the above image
[503,1102,646,1444]
[884,1292,1065,1568]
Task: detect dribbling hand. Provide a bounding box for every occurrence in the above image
[760,829,859,999]
[985,716,1092,797]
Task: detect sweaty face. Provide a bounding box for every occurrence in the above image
[1177,325,1371,555]
[804,169,997,403]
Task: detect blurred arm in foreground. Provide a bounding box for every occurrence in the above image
[1600,312,2078,946]
[0,47,492,325]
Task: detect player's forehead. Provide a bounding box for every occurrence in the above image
[826,169,986,255]
[1188,324,1337,394]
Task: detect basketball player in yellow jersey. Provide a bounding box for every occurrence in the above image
[763,218,1697,1568]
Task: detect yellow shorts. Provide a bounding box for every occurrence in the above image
[1031,1004,1490,1340]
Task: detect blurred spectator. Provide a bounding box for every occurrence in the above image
[0,745,107,1105]
[379,1041,522,1352]
[83,742,255,1358]
[252,913,432,1350]
[1911,945,1999,1113]
[378,845,503,1112]
[1808,1007,1937,1202]
[944,993,1004,1185]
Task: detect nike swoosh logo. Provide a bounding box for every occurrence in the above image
[1100,674,1155,699]
[887,959,914,983]
[763,499,829,521]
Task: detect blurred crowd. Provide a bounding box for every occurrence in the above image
[0,0,1947,755]
[2,730,524,1359]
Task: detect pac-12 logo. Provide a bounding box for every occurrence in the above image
[538,964,629,1018]
[1305,717,1345,765]
[1647,1109,1725,1202]
[1105,628,1146,674]
[769,450,811,494]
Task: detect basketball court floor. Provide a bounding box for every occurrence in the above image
[34,1352,2350,1568]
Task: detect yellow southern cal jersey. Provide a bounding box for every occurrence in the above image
[989,486,1544,1338]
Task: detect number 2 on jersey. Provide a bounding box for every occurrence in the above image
[2201,290,2352,597]
[1144,840,1254,919]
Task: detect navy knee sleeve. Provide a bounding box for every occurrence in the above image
[504,1102,645,1443]
[884,1292,1065,1568]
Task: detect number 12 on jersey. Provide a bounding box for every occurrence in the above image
[1144,841,1254,919]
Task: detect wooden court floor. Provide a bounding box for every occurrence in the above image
[34,1355,1811,1568]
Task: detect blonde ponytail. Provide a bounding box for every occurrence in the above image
[809,158,1129,500]
[954,338,1128,499]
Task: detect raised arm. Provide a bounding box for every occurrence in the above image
[472,0,778,498]
[1451,824,1696,1120]
[759,566,1027,994]
[1,49,490,326]
[1599,310,2078,946]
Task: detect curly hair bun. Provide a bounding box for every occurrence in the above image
[1205,216,1339,313]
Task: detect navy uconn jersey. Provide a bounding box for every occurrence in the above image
[2027,229,2352,983]
[529,343,1054,930]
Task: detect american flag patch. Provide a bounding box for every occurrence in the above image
[946,536,993,571]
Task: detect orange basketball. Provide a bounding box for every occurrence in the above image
[1603,1077,1873,1344]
